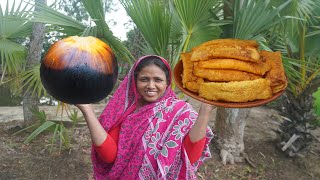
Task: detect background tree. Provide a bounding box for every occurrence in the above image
[22,0,47,126]
[123,27,146,59]
[211,0,294,165]
[269,0,320,157]
[56,0,89,22]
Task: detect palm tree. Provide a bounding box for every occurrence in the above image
[268,0,320,157]
[22,0,46,126]
[0,0,42,125]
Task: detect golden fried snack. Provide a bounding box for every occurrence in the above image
[197,58,271,75]
[190,44,261,63]
[198,78,273,102]
[178,38,287,103]
[181,52,193,84]
[271,84,287,94]
[194,66,261,82]
[184,78,204,93]
[261,50,287,93]
[192,38,259,51]
[181,52,203,92]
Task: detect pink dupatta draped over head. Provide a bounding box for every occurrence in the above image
[92,55,214,180]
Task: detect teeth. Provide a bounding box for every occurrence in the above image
[146,91,156,96]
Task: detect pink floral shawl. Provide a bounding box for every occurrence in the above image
[92,55,214,180]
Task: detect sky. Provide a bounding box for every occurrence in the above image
[105,1,133,40]
[0,0,132,40]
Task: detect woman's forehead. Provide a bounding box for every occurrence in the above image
[138,64,166,76]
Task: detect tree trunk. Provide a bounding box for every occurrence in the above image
[215,107,249,165]
[23,0,47,126]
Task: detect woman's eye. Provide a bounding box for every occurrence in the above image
[155,78,163,82]
[139,78,148,82]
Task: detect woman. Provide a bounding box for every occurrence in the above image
[76,55,214,179]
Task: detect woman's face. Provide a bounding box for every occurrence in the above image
[136,64,168,105]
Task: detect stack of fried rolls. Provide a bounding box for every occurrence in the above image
[180,38,287,103]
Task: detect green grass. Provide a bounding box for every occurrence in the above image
[312,88,320,127]
[313,88,320,116]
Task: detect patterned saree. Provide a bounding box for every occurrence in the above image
[92,55,214,180]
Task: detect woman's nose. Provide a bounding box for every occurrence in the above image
[147,80,155,88]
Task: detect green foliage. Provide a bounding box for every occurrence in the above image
[32,1,86,35]
[313,88,320,116]
[14,107,82,153]
[0,81,22,106]
[123,28,147,59]
[311,87,320,127]
[68,109,81,127]
[56,0,89,22]
[311,118,320,127]
[120,0,222,68]
[121,0,172,58]
[19,64,46,98]
[233,0,291,39]
[0,0,32,75]
[171,0,222,64]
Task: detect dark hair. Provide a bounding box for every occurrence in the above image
[134,56,170,84]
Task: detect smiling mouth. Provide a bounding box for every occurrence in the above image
[145,90,157,96]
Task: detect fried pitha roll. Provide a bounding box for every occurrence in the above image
[181,52,203,92]
[197,58,271,75]
[181,52,194,85]
[192,38,259,51]
[261,50,287,92]
[184,78,204,93]
[190,44,261,63]
[199,78,273,102]
[194,66,261,82]
[271,84,287,94]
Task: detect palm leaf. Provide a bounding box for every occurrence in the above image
[24,121,56,143]
[170,0,222,66]
[283,55,320,96]
[0,39,26,74]
[272,0,320,97]
[0,0,34,75]
[275,0,319,53]
[0,1,33,38]
[81,26,98,37]
[19,64,46,98]
[120,0,172,59]
[81,0,134,64]
[30,0,86,35]
[305,28,320,55]
[233,0,291,39]
[307,25,320,37]
[121,0,222,68]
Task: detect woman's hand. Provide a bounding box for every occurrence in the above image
[75,104,92,113]
[199,103,215,114]
[75,104,107,146]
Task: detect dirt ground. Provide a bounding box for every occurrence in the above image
[0,100,320,180]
